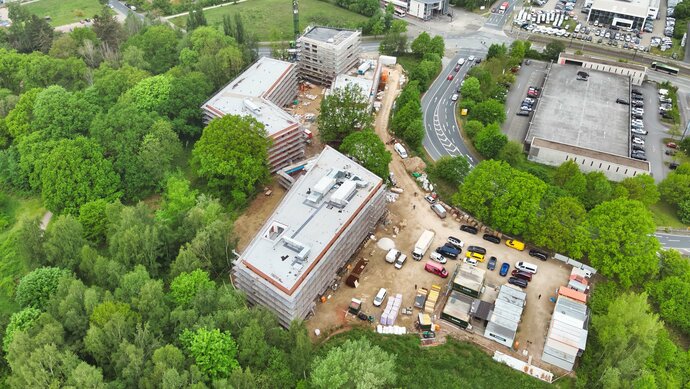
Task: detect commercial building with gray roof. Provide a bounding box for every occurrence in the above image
[484,285,527,348]
[233,146,386,326]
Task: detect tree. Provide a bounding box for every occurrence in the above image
[454,160,512,222]
[581,171,613,210]
[157,174,198,223]
[122,75,173,114]
[429,36,445,58]
[108,203,165,276]
[180,328,240,379]
[41,136,121,214]
[124,25,179,74]
[391,100,421,138]
[88,64,150,109]
[15,267,71,310]
[496,141,525,166]
[542,40,565,61]
[85,301,140,371]
[620,174,659,206]
[580,293,662,387]
[340,130,392,179]
[553,160,586,198]
[192,115,271,204]
[318,84,372,145]
[460,77,483,102]
[410,32,431,57]
[474,122,507,159]
[311,337,396,389]
[463,120,484,139]
[186,4,207,31]
[585,199,660,288]
[486,43,507,59]
[169,269,215,307]
[468,99,506,125]
[490,170,547,236]
[395,81,420,113]
[32,86,98,140]
[378,20,407,54]
[509,40,526,61]
[402,118,425,150]
[3,307,41,352]
[161,71,213,138]
[136,119,182,190]
[659,167,690,206]
[529,197,589,258]
[679,199,690,224]
[79,199,111,246]
[92,7,122,49]
[44,215,86,271]
[5,88,42,140]
[431,155,470,187]
[650,276,690,334]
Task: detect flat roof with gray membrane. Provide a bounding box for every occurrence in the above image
[526,65,630,157]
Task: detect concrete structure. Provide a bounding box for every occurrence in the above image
[233,146,386,327]
[298,26,361,86]
[525,64,650,181]
[484,285,526,348]
[558,53,647,86]
[380,0,449,20]
[441,290,474,329]
[201,57,306,172]
[329,59,383,111]
[587,0,660,29]
[541,294,590,371]
[451,263,486,298]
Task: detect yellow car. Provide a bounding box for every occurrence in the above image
[466,251,485,262]
[506,239,525,251]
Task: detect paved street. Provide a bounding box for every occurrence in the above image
[484,0,519,30]
[656,232,690,254]
[502,60,548,142]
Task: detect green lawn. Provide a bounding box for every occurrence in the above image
[24,0,103,27]
[170,0,368,41]
[0,196,44,318]
[317,329,569,388]
[650,201,687,229]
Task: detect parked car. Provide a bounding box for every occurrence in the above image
[499,262,510,276]
[460,225,478,234]
[487,256,497,270]
[430,251,447,264]
[468,55,476,62]
[667,142,678,149]
[464,257,479,267]
[506,239,525,251]
[508,277,529,288]
[511,269,534,281]
[631,128,648,135]
[373,288,387,306]
[447,236,464,249]
[466,245,487,255]
[665,149,677,156]
[424,195,436,204]
[437,244,460,259]
[516,110,530,116]
[483,234,501,244]
[529,249,548,261]
[616,98,629,105]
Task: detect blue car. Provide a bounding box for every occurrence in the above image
[487,256,497,271]
[499,262,510,277]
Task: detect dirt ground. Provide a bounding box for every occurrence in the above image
[233,181,286,251]
[285,84,325,158]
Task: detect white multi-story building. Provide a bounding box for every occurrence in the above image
[297,26,361,86]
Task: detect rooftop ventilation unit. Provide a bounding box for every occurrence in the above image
[330,180,357,207]
[243,99,262,116]
[282,236,311,261]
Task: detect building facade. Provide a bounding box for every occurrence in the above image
[233,147,386,327]
[201,57,306,172]
[381,0,449,19]
[587,0,659,29]
[298,26,361,86]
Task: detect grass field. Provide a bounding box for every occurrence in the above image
[170,0,368,41]
[650,201,687,229]
[24,0,102,27]
[0,196,44,318]
[317,329,575,388]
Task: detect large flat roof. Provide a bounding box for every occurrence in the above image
[238,146,383,295]
[453,263,486,292]
[302,26,359,46]
[526,65,630,157]
[591,0,658,17]
[531,138,649,170]
[443,290,473,322]
[202,57,298,136]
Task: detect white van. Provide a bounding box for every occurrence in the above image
[431,203,447,219]
[457,58,466,65]
[394,143,408,159]
[394,254,407,269]
[373,288,387,306]
[516,261,538,274]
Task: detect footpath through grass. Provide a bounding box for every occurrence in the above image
[170,0,368,41]
[24,0,103,27]
[0,196,44,318]
[318,329,573,388]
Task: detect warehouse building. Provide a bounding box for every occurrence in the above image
[233,146,386,327]
[298,26,361,86]
[451,263,486,298]
[586,0,659,30]
[441,290,474,329]
[201,57,306,172]
[484,285,526,348]
[525,64,650,181]
[541,294,590,371]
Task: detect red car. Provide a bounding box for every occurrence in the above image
[527,87,541,97]
[667,142,678,149]
[447,74,454,81]
[454,64,461,72]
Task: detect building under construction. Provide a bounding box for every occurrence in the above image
[297,26,361,86]
[201,57,306,172]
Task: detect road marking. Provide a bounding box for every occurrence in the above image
[668,239,680,242]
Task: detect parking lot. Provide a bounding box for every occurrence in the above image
[511,0,679,55]
[503,60,549,142]
[305,150,574,369]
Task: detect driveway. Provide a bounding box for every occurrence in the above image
[502,60,549,142]
[637,82,673,182]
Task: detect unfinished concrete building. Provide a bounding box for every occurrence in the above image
[201,57,306,172]
[233,146,386,327]
[298,26,361,86]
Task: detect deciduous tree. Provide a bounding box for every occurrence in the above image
[529,197,589,258]
[32,85,98,140]
[468,98,505,125]
[620,174,659,206]
[15,266,71,310]
[44,214,86,271]
[180,328,240,379]
[474,122,507,158]
[319,84,373,145]
[460,77,482,103]
[340,130,392,179]
[431,155,470,187]
[125,25,179,74]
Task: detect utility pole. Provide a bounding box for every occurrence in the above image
[293,0,300,39]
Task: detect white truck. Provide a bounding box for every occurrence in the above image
[412,230,435,260]
[386,249,406,264]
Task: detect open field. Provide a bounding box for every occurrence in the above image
[24,0,102,27]
[650,200,687,229]
[0,196,44,318]
[169,0,368,41]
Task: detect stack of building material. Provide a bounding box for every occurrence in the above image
[376,325,408,335]
[379,293,403,325]
[424,285,441,314]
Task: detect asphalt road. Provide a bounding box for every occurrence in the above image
[484,0,520,30]
[656,232,690,253]
[109,0,145,21]
[421,48,488,164]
